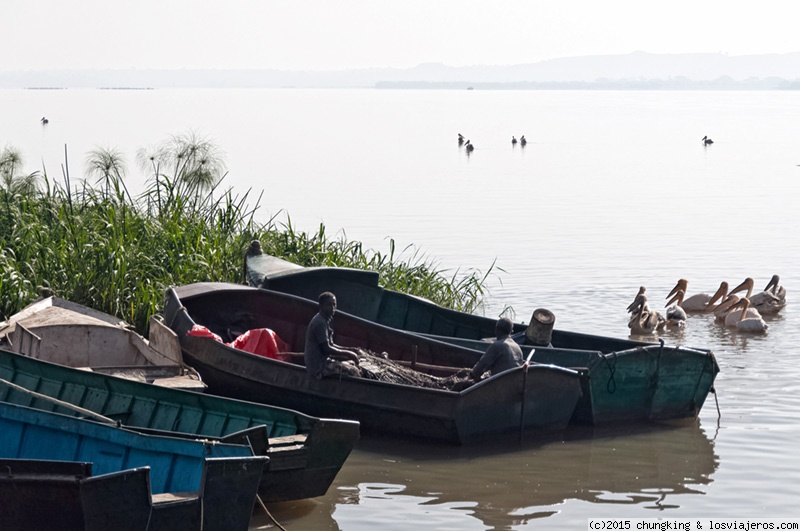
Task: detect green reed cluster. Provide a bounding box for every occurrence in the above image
[0,138,494,334]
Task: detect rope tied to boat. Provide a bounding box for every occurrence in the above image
[706,352,722,420]
[256,494,288,531]
[601,351,618,393]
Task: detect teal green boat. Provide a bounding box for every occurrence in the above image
[247,253,720,425]
[0,348,359,502]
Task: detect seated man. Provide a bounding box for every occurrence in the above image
[470,317,524,380]
[304,291,361,379]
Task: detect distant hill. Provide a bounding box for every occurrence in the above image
[2,52,799,89]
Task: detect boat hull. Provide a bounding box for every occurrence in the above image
[0,403,267,531]
[0,348,358,502]
[164,283,583,445]
[248,256,720,424]
[0,457,266,531]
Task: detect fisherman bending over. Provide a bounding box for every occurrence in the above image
[469,318,524,380]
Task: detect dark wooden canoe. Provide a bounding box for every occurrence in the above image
[0,457,266,531]
[247,254,720,424]
[0,401,267,531]
[0,348,359,502]
[163,283,584,445]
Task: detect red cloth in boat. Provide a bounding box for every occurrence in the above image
[187,325,290,361]
[229,328,290,361]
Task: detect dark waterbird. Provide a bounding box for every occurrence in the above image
[702,135,713,145]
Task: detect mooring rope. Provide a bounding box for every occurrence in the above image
[256,495,288,531]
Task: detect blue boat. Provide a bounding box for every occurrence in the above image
[0,400,267,530]
[0,347,359,502]
[0,457,266,531]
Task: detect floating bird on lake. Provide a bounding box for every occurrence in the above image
[664,289,688,328]
[702,135,713,145]
[730,297,768,333]
[729,276,786,315]
[666,279,728,312]
[627,286,647,314]
[458,133,465,146]
[628,294,665,335]
[465,140,474,153]
[723,300,762,327]
[511,136,518,146]
[40,117,49,125]
[520,135,527,147]
[707,292,762,327]
[710,294,741,323]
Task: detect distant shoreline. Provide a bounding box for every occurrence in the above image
[4,52,799,90]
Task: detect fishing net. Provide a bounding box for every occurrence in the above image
[352,348,473,391]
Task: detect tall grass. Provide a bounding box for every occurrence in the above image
[0,140,496,334]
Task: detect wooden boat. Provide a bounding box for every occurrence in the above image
[0,348,359,502]
[0,401,267,531]
[0,296,205,391]
[163,282,584,445]
[247,254,720,424]
[0,458,267,531]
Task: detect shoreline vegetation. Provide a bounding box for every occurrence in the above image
[0,134,494,335]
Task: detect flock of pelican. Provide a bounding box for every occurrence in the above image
[627,275,786,335]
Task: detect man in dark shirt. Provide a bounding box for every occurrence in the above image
[470,317,524,380]
[304,292,361,379]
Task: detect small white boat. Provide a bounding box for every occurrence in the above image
[0,296,205,391]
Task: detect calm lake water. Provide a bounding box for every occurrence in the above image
[3,88,800,529]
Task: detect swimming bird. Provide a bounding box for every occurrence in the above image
[628,294,665,335]
[764,274,787,304]
[458,133,465,146]
[710,294,740,323]
[729,276,786,315]
[41,117,49,125]
[465,140,474,153]
[666,279,728,312]
[724,303,762,327]
[512,136,518,145]
[627,286,647,314]
[731,298,769,333]
[664,289,688,328]
[520,135,527,147]
[702,135,713,145]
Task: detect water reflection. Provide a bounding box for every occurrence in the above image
[261,422,717,530]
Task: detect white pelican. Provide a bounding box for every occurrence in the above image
[729,277,786,315]
[710,294,741,323]
[627,286,647,314]
[723,298,762,327]
[628,295,665,335]
[731,298,768,333]
[765,274,787,302]
[666,279,728,312]
[664,289,687,328]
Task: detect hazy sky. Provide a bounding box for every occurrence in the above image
[4,0,798,71]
